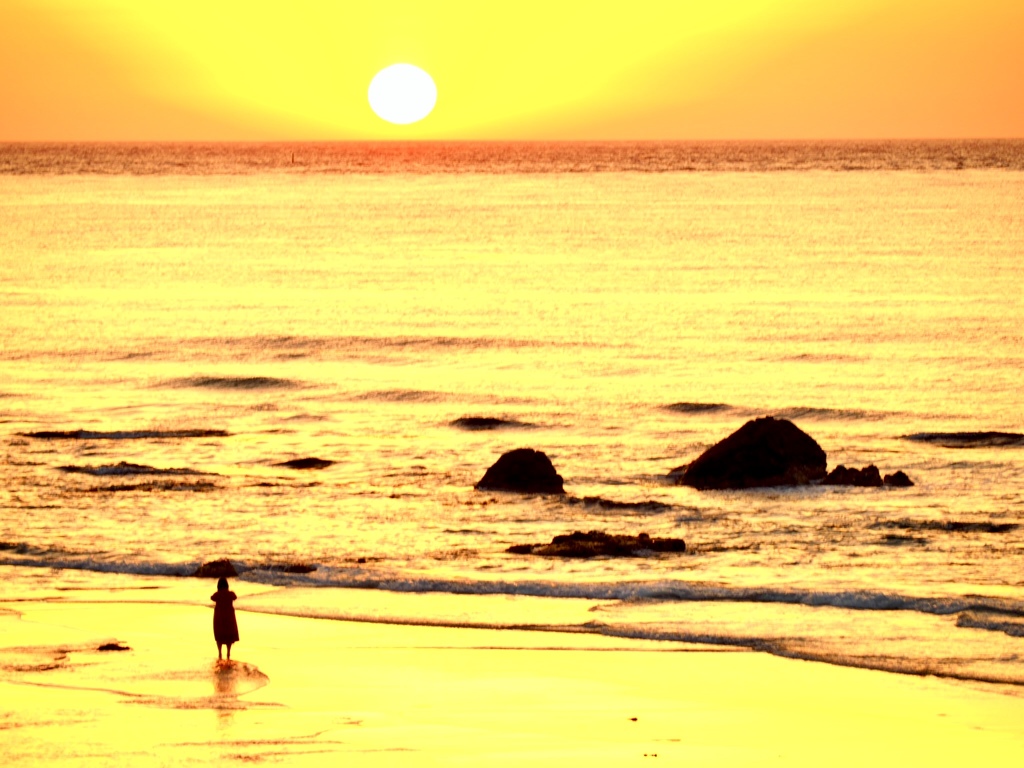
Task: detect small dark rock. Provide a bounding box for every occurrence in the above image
[506,544,536,555]
[883,470,914,487]
[674,417,827,490]
[507,530,686,558]
[823,465,883,487]
[97,643,130,652]
[192,559,238,578]
[451,417,528,430]
[275,457,334,470]
[475,448,565,494]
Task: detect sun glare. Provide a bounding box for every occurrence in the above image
[368,64,437,125]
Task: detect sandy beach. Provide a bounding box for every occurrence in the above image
[2,575,1022,767]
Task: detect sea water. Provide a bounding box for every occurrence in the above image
[1,141,1022,688]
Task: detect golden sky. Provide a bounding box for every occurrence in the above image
[1,0,1022,140]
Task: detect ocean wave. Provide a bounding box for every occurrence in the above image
[871,518,1018,534]
[956,610,1024,637]
[81,480,219,493]
[563,496,674,513]
[5,141,1024,175]
[9,553,1023,622]
[662,402,731,414]
[901,432,1024,448]
[167,376,298,390]
[354,389,448,403]
[19,429,229,440]
[770,406,876,421]
[57,462,213,477]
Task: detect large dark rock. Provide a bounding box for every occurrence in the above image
[192,559,238,578]
[475,448,565,494]
[823,465,883,487]
[674,416,827,490]
[508,530,686,558]
[883,470,915,487]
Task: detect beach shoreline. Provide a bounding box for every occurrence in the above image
[3,577,1023,766]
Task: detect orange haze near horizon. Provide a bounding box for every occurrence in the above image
[1,0,1022,141]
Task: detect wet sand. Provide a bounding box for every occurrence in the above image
[2,587,1023,766]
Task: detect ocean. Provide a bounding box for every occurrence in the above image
[1,141,1022,689]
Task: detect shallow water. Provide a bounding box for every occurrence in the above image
[1,142,1022,687]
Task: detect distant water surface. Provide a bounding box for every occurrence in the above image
[1,141,1022,689]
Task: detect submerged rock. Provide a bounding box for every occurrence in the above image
[274,457,334,470]
[192,559,238,578]
[823,465,883,487]
[883,470,915,487]
[508,530,686,558]
[475,448,565,494]
[674,416,827,490]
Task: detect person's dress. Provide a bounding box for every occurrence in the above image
[211,590,239,645]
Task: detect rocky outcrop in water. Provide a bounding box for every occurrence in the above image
[882,470,914,487]
[674,416,827,490]
[274,458,334,470]
[192,559,238,578]
[507,530,686,558]
[823,465,883,487]
[475,448,565,494]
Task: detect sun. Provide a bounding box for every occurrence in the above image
[368,64,437,125]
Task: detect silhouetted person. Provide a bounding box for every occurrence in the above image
[211,576,239,660]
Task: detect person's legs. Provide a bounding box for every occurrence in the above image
[217,643,223,660]
[226,643,232,661]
